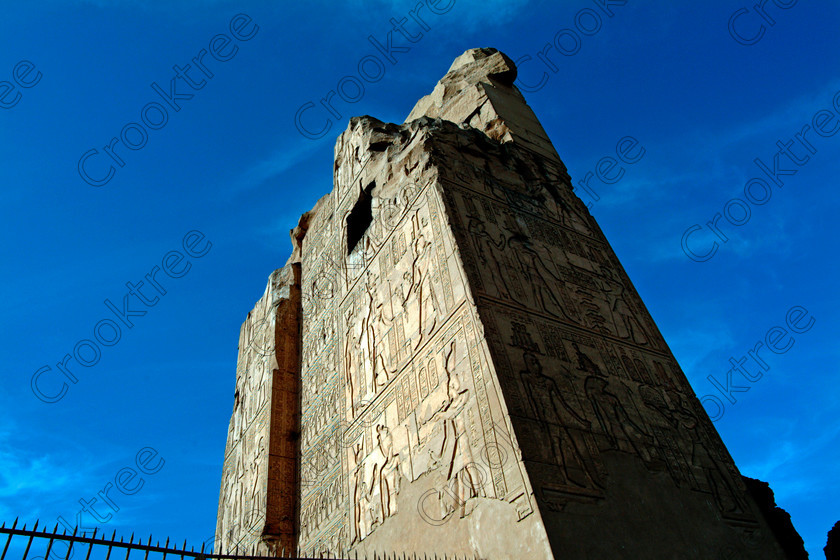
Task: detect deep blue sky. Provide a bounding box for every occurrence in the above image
[1,0,838,557]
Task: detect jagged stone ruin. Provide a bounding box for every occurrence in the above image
[216,48,801,559]
[741,476,807,559]
[826,521,839,559]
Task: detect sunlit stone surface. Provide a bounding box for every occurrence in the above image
[217,48,790,559]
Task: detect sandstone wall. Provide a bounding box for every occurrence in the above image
[217,47,792,560]
[217,264,300,555]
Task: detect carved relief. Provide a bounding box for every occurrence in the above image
[421,341,485,519]
[220,55,779,557]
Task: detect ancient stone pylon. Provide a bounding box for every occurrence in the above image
[217,48,789,559]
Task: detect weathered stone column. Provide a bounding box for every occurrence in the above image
[216,261,301,556]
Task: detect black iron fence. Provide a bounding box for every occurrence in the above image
[0,521,472,560]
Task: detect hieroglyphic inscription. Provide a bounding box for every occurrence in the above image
[440,170,759,527]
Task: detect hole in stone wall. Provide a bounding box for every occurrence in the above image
[346,181,374,254]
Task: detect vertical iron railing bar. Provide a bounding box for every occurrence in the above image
[0,531,12,560]
[1,519,19,560]
[20,533,34,560]
[42,529,56,560]
[0,526,384,560]
[64,526,78,560]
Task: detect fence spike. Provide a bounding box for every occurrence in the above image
[64,529,78,560]
[1,531,13,560]
[43,537,56,560]
[129,533,135,543]
[92,528,97,539]
[200,542,205,554]
[12,518,18,530]
[54,523,59,532]
[83,539,95,560]
[111,530,117,542]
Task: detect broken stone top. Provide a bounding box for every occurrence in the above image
[405,47,517,123]
[405,47,566,172]
[431,47,517,92]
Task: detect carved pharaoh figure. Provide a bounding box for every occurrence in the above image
[374,424,400,520]
[507,234,577,323]
[598,274,649,345]
[423,341,485,518]
[584,375,652,462]
[520,351,597,489]
[359,273,395,397]
[669,393,747,516]
[402,213,440,350]
[467,215,512,299]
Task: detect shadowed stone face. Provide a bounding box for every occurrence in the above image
[217,48,792,559]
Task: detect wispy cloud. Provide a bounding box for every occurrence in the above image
[346,0,531,31]
[0,427,85,521]
[714,78,840,152]
[0,418,128,524]
[739,418,840,503]
[234,141,324,193]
